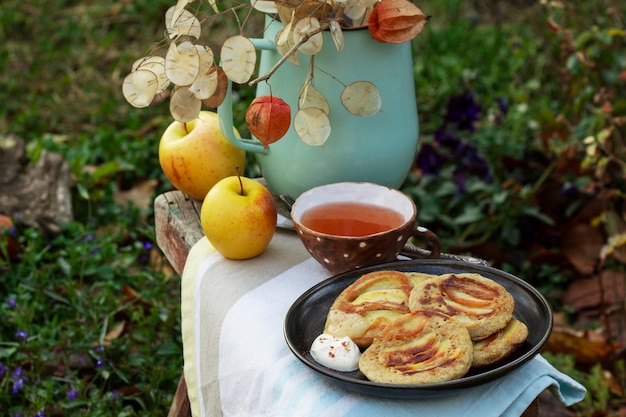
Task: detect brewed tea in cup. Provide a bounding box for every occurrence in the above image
[291,182,441,274]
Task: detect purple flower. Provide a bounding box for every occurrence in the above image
[111,390,121,400]
[0,362,7,377]
[92,344,106,368]
[1,225,16,237]
[34,410,47,417]
[415,143,448,175]
[10,366,29,394]
[11,379,23,394]
[496,97,509,116]
[15,330,28,341]
[560,182,579,198]
[67,386,79,401]
[453,169,467,194]
[7,298,16,308]
[137,241,153,263]
[433,126,461,149]
[443,91,481,132]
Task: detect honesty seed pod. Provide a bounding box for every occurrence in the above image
[367,0,428,44]
[245,95,292,148]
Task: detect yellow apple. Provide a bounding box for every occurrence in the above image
[159,110,246,201]
[200,176,277,260]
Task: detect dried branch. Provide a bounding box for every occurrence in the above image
[248,23,329,86]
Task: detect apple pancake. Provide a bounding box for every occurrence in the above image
[359,310,473,384]
[408,273,515,341]
[405,271,438,287]
[472,318,529,368]
[323,270,414,348]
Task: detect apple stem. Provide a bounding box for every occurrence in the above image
[235,166,246,196]
[183,122,189,134]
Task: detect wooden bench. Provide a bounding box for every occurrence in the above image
[155,191,200,417]
[154,190,539,417]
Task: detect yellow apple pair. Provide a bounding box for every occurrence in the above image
[159,110,277,260]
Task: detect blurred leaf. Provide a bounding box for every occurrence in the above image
[104,322,126,345]
[44,290,70,305]
[77,182,90,201]
[560,222,604,274]
[453,206,484,224]
[114,178,159,212]
[544,328,616,365]
[600,232,626,263]
[57,257,72,276]
[563,270,626,309]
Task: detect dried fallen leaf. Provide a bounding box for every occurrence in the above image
[601,231,626,263]
[560,222,604,274]
[543,327,615,365]
[104,321,126,345]
[563,270,626,310]
[114,179,160,212]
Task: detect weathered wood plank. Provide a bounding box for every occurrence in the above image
[154,191,203,276]
[167,374,191,417]
[155,190,202,417]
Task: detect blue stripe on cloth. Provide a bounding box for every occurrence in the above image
[217,259,586,417]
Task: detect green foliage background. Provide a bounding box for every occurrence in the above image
[1,0,624,415]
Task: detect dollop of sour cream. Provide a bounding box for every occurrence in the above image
[310,333,361,372]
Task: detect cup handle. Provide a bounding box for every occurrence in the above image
[409,225,441,259]
[216,38,276,155]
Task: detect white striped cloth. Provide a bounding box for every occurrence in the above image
[181,231,586,417]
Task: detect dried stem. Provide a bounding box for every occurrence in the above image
[248,23,330,86]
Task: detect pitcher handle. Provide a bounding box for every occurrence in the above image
[217,38,277,154]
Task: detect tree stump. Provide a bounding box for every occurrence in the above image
[0,135,73,236]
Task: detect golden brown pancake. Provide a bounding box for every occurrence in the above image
[359,310,473,384]
[405,271,438,287]
[472,318,529,367]
[408,273,515,341]
[323,270,414,348]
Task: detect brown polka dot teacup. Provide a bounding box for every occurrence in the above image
[291,182,441,274]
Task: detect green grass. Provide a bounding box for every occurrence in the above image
[1,0,625,415]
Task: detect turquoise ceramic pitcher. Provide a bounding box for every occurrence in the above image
[218,16,419,198]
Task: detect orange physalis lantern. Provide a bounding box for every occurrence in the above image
[367,0,428,44]
[245,95,292,148]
